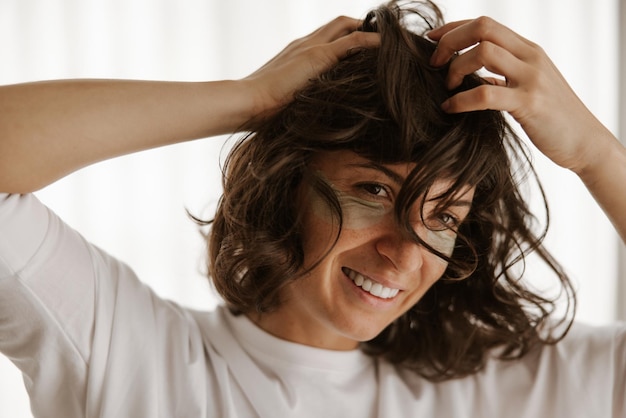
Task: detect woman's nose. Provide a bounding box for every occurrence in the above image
[374,224,425,274]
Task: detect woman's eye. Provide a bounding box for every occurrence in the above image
[359,183,389,198]
[423,212,459,231]
[437,213,459,228]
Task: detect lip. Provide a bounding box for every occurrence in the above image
[341,267,403,307]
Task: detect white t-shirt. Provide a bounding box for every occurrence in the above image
[0,192,625,418]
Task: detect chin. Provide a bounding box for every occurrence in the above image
[339,321,389,345]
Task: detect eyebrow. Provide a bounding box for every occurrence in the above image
[442,200,473,208]
[349,161,474,208]
[426,194,473,209]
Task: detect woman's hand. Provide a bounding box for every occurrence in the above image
[427,17,610,174]
[242,16,380,123]
[0,16,379,193]
[427,17,626,242]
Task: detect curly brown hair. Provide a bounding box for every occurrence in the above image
[206,0,575,381]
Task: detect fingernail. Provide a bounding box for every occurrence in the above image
[425,27,440,39]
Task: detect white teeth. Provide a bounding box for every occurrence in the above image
[370,283,383,296]
[343,268,400,299]
[355,275,364,286]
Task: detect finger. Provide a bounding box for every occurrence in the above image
[298,30,380,77]
[426,20,472,41]
[258,16,373,71]
[302,16,363,44]
[445,41,526,89]
[430,17,536,67]
[483,77,507,87]
[278,16,373,65]
[441,84,518,114]
[329,30,380,58]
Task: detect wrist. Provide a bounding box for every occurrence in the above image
[574,127,625,186]
[197,79,258,136]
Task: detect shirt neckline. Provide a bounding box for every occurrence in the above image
[221,306,373,372]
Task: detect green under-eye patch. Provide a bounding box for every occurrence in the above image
[309,175,457,258]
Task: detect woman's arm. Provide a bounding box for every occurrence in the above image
[0,79,249,193]
[427,17,626,243]
[0,17,379,193]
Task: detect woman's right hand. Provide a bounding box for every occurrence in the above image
[0,16,378,193]
[241,16,380,123]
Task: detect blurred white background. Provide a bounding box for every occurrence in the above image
[0,0,622,416]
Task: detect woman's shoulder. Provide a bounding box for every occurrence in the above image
[390,321,625,416]
[531,320,626,372]
[0,193,52,276]
[484,320,626,380]
[560,320,626,349]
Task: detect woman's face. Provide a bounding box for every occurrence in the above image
[251,150,474,350]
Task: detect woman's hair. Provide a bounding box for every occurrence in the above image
[206,0,576,381]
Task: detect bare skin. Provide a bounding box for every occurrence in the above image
[427,17,626,243]
[1,14,623,343]
[0,16,379,193]
[1,16,621,243]
[249,18,626,350]
[251,151,474,350]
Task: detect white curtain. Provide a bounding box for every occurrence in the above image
[0,1,620,416]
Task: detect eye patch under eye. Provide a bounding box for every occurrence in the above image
[308,181,390,230]
[308,175,458,258]
[423,228,457,257]
[334,192,389,229]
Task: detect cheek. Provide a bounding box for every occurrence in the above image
[400,255,448,310]
[299,200,339,266]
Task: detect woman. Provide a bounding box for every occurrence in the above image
[0,1,624,417]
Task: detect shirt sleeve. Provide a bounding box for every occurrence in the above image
[0,193,96,416]
[566,322,626,417]
[612,325,626,417]
[0,193,211,418]
[519,321,626,417]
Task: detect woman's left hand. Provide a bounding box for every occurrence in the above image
[427,17,611,175]
[427,17,626,242]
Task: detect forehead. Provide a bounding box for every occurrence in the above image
[311,150,412,178]
[309,150,475,201]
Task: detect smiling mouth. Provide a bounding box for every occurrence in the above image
[342,267,400,300]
